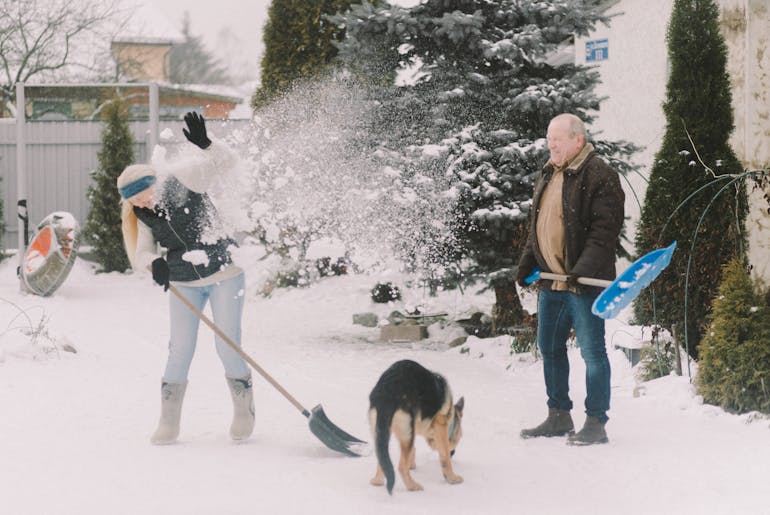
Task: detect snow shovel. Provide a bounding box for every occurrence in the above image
[523,242,677,319]
[167,283,367,457]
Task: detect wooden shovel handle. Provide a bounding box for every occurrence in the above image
[536,272,612,288]
[167,283,310,417]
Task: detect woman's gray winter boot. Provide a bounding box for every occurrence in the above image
[520,408,575,438]
[151,381,187,445]
[226,375,255,440]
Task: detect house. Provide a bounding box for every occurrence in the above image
[575,0,770,282]
[112,35,175,83]
[24,3,245,121]
[0,4,250,250]
[24,83,244,121]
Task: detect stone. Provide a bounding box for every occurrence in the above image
[352,313,379,327]
[380,324,428,342]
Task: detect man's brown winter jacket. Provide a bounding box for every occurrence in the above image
[518,146,625,291]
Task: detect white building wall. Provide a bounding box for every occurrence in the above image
[575,0,672,249]
[732,0,770,283]
[576,0,770,283]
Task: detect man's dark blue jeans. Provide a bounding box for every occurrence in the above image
[537,288,610,424]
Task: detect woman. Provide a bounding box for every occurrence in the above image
[118,111,254,445]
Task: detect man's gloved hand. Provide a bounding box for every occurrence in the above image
[516,267,532,288]
[566,274,580,290]
[151,257,170,291]
[183,111,211,149]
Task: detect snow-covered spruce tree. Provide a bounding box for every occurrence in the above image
[252,0,356,109]
[83,99,134,273]
[697,259,770,414]
[633,0,748,358]
[169,13,230,85]
[333,0,636,327]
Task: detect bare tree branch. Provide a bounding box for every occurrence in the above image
[0,0,123,113]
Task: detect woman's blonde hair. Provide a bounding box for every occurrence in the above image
[120,200,140,269]
[117,164,156,270]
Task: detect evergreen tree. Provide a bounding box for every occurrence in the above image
[169,12,230,85]
[333,0,636,327]
[83,99,134,273]
[697,259,770,414]
[252,0,356,109]
[633,0,748,357]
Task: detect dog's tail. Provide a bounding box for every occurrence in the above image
[374,406,396,494]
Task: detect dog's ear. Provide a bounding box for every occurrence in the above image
[455,396,464,413]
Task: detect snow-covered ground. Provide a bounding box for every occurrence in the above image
[1,255,768,515]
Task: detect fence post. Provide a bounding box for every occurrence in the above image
[148,82,159,159]
[16,82,28,288]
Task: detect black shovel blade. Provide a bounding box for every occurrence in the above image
[308,404,367,457]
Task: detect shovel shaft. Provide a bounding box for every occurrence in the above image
[537,272,612,288]
[168,283,310,417]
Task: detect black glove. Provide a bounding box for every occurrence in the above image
[566,274,580,290]
[183,111,211,149]
[151,257,170,291]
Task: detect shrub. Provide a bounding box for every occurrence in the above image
[509,328,536,355]
[371,282,401,303]
[83,98,134,273]
[315,256,351,277]
[696,258,770,414]
[636,342,677,382]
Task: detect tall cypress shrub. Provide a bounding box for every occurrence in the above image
[83,99,134,273]
[252,0,356,109]
[633,0,748,357]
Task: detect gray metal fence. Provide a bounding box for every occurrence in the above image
[0,119,252,250]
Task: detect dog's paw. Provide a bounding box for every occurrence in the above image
[370,477,385,487]
[406,482,424,492]
[445,473,464,485]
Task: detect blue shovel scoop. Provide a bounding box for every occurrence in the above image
[524,242,677,319]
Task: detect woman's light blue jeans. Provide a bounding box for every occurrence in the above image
[163,272,250,383]
[537,288,611,423]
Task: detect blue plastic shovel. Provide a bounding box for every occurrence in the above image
[524,242,677,319]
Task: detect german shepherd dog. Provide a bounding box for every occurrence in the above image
[368,360,464,494]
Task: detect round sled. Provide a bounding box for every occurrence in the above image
[21,212,81,296]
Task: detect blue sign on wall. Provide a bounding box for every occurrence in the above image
[586,39,609,62]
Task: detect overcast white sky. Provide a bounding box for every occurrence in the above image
[146,0,421,83]
[153,0,270,50]
[149,0,271,82]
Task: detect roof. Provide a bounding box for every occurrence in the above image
[22,82,244,105]
[159,83,244,104]
[111,37,176,46]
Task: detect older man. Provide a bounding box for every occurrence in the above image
[517,113,624,445]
